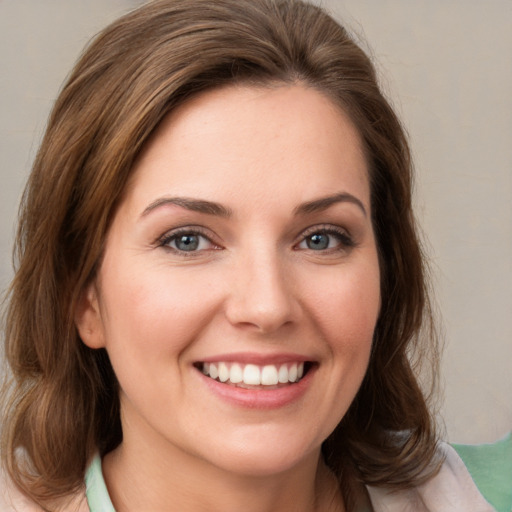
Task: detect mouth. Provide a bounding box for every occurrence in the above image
[194,361,313,389]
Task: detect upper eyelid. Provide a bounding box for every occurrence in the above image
[157,226,219,247]
[295,224,355,249]
[297,224,351,239]
[159,225,214,239]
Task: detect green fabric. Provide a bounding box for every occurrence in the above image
[453,432,512,512]
[85,454,116,512]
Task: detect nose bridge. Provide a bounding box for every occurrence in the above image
[225,242,298,333]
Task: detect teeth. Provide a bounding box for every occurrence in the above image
[200,361,307,386]
[278,364,289,383]
[261,365,278,386]
[243,364,261,385]
[230,363,243,384]
[218,362,229,383]
[209,363,219,380]
[288,363,298,382]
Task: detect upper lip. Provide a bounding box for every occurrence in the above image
[195,352,315,365]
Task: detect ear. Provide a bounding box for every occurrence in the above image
[74,283,106,349]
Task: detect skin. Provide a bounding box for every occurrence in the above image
[76,84,381,512]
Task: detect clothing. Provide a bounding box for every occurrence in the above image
[0,444,496,512]
[452,432,512,512]
[365,443,496,511]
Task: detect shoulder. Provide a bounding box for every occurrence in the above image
[0,470,89,512]
[366,442,496,511]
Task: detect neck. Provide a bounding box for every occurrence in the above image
[102,433,345,512]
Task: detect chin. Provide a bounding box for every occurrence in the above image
[199,428,324,478]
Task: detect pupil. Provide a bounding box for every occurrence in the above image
[176,234,199,251]
[308,233,328,250]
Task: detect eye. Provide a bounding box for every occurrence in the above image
[304,233,331,250]
[159,228,218,254]
[172,233,203,251]
[297,227,354,252]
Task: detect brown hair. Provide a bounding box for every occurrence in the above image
[1,0,441,507]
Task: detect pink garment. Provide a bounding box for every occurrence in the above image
[366,444,495,511]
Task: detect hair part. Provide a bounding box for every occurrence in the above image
[1,0,442,508]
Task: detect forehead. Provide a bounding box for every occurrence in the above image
[124,84,370,214]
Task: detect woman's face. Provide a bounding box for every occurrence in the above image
[77,85,381,477]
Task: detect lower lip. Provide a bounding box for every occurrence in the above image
[197,366,316,410]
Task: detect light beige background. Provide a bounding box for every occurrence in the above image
[1,0,511,444]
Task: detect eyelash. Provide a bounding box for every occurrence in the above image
[296,225,355,252]
[157,224,355,256]
[158,226,220,256]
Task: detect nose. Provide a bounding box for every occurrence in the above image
[224,248,300,334]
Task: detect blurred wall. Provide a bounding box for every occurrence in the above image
[1,0,511,444]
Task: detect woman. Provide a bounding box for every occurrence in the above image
[0,0,494,510]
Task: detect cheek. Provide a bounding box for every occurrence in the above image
[98,264,222,358]
[306,262,381,352]
[96,267,223,414]
[298,261,380,435]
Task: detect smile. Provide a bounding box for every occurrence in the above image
[199,362,307,387]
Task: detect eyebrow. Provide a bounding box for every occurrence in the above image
[141,197,233,218]
[294,192,367,217]
[141,191,367,219]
